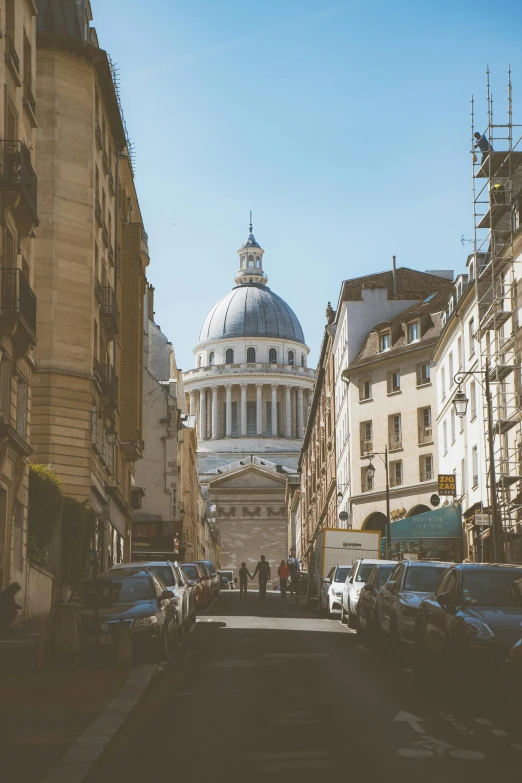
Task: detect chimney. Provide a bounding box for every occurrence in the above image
[392,256,397,298]
[147,284,155,321]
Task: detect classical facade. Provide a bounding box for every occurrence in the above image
[32,1,146,588]
[183,222,315,580]
[0,0,39,604]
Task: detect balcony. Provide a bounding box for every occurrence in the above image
[102,222,109,248]
[95,120,103,150]
[95,199,102,227]
[362,480,374,493]
[99,285,119,338]
[0,268,37,354]
[390,476,403,488]
[95,362,119,410]
[23,82,37,128]
[420,471,434,482]
[360,439,373,456]
[417,375,430,387]
[389,432,402,451]
[108,243,114,266]
[418,426,433,444]
[102,149,109,174]
[0,140,38,232]
[95,278,103,303]
[5,35,21,86]
[108,170,115,195]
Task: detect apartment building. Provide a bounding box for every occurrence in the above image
[32,1,145,585]
[345,292,450,532]
[0,0,38,603]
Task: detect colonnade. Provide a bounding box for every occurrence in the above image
[188,383,309,441]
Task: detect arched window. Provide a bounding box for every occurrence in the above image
[248,255,254,268]
[301,354,305,367]
[197,354,202,368]
[269,348,277,364]
[225,348,234,364]
[288,350,294,365]
[209,351,215,366]
[241,255,246,269]
[256,256,260,268]
[247,347,256,363]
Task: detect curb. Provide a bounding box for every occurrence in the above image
[40,664,159,783]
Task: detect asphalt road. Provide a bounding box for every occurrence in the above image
[87,590,522,783]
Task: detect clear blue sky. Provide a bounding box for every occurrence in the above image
[93,0,521,371]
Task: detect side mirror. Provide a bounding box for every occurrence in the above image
[322,577,331,585]
[437,591,453,609]
[349,577,354,584]
[188,580,198,588]
[362,583,372,592]
[161,590,174,601]
[387,580,398,593]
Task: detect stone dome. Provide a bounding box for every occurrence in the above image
[199,283,306,345]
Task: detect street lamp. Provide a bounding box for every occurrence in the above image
[106,425,117,446]
[336,483,349,502]
[362,448,391,560]
[452,362,504,562]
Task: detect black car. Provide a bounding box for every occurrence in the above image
[71,570,178,661]
[416,563,522,666]
[196,560,220,599]
[358,563,396,636]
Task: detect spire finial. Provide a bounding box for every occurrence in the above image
[249,209,253,233]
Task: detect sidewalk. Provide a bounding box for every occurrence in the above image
[0,666,129,783]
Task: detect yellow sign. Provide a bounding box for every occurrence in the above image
[438,474,456,496]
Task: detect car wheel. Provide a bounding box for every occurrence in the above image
[341,604,348,625]
[347,605,357,629]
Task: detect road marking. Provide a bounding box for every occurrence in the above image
[509,743,522,751]
[450,749,486,761]
[175,691,202,696]
[475,718,492,726]
[394,711,426,734]
[260,652,330,659]
[211,660,284,668]
[260,760,335,770]
[491,729,509,738]
[356,644,370,652]
[255,750,327,760]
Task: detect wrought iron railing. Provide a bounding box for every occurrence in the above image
[0,140,38,220]
[420,471,434,482]
[98,363,119,403]
[389,432,402,451]
[99,285,118,333]
[0,268,36,338]
[418,426,433,444]
[23,82,36,117]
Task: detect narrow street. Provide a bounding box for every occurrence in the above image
[86,592,522,783]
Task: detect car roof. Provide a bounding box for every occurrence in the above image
[403,560,451,568]
[111,561,174,569]
[453,562,522,570]
[84,570,152,581]
[357,559,390,566]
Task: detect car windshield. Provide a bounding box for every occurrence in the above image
[355,564,377,583]
[183,566,198,581]
[461,570,522,607]
[404,566,446,593]
[75,578,154,605]
[335,567,352,583]
[376,566,395,587]
[148,566,175,587]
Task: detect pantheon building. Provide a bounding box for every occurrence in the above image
[183,222,316,580]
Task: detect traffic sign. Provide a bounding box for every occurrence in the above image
[430,494,441,507]
[438,474,456,496]
[474,513,491,527]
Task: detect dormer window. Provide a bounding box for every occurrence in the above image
[379,332,391,352]
[469,261,475,282]
[407,321,419,343]
[442,311,448,327]
[448,297,454,314]
[456,281,462,300]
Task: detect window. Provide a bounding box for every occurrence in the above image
[451,408,456,443]
[288,350,294,365]
[449,352,454,385]
[360,379,372,401]
[0,356,11,422]
[225,348,234,364]
[390,460,402,487]
[417,362,430,385]
[388,370,400,393]
[247,347,256,363]
[419,407,432,443]
[209,351,215,366]
[472,446,478,487]
[379,332,390,352]
[443,420,448,454]
[420,454,434,482]
[6,0,14,36]
[389,414,402,450]
[256,257,261,269]
[301,354,305,367]
[197,354,202,368]
[441,367,446,400]
[16,378,27,440]
[469,318,475,357]
[361,421,373,455]
[248,256,254,268]
[470,381,477,420]
[407,321,419,343]
[457,336,463,370]
[461,457,466,496]
[269,348,277,364]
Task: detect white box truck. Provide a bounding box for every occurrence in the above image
[314,528,381,596]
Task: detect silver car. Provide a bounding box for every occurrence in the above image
[376,560,450,645]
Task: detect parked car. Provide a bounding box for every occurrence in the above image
[173,561,197,624]
[417,563,522,668]
[357,563,396,636]
[197,560,220,599]
[218,570,236,589]
[220,576,231,590]
[341,559,395,627]
[376,560,449,645]
[111,560,190,639]
[71,570,178,661]
[320,564,353,617]
[182,562,211,609]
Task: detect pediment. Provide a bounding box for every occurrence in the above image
[209,464,287,489]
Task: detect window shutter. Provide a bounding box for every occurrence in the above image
[0,359,11,422]
[16,379,27,439]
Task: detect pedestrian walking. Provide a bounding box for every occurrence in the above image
[253,555,271,600]
[0,582,22,629]
[287,550,300,598]
[278,560,289,600]
[238,562,253,599]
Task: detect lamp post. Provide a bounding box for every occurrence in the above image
[363,447,391,559]
[453,361,502,562]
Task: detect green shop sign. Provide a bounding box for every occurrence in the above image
[389,505,462,542]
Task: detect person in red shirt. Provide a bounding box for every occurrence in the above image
[278,560,290,600]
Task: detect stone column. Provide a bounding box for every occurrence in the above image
[271,384,278,437]
[297,387,304,437]
[284,385,292,438]
[199,388,207,440]
[211,386,219,439]
[240,383,247,437]
[256,384,263,435]
[189,390,196,416]
[225,384,232,438]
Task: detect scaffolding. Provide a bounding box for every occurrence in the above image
[472,67,522,560]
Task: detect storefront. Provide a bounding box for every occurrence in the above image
[383,505,463,562]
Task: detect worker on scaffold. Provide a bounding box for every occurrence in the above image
[474,131,493,163]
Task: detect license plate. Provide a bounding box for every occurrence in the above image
[86,634,112,646]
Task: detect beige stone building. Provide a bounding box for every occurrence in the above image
[0,0,38,604]
[32,1,146,585]
[297,306,337,564]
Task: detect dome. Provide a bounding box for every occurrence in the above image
[199,283,306,344]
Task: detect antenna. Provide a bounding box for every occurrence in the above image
[249,210,253,232]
